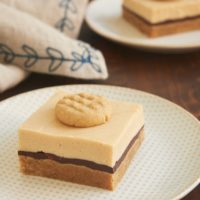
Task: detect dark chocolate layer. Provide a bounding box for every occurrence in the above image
[123,6,200,26]
[18,126,144,174]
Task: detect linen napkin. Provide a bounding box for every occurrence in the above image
[0,0,88,38]
[0,1,108,93]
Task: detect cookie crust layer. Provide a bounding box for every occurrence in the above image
[19,130,144,190]
[123,7,200,37]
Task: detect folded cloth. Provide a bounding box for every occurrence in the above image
[0,2,108,93]
[0,0,88,38]
[0,64,29,93]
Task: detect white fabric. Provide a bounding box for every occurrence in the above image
[0,0,89,38]
[0,1,108,93]
[0,64,29,93]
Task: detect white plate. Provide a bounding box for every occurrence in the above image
[86,0,200,52]
[0,85,199,200]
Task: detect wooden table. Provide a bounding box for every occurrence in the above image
[0,23,199,199]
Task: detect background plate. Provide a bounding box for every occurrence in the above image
[0,85,199,200]
[86,0,200,52]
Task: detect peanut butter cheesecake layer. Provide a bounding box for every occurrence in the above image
[18,91,145,190]
[123,0,200,37]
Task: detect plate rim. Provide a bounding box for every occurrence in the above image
[86,0,200,51]
[0,84,199,200]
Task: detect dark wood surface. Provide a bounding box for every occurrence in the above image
[0,22,199,199]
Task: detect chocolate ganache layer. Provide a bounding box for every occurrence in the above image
[18,126,144,174]
[123,6,200,26]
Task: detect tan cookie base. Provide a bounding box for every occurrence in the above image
[123,7,200,38]
[18,130,144,190]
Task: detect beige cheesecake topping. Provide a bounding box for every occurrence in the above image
[55,93,112,128]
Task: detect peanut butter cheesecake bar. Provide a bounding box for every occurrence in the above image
[123,0,200,37]
[18,91,144,190]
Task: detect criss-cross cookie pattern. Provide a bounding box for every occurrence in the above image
[60,93,105,112]
[55,93,111,127]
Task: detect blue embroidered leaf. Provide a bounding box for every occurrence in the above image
[56,20,65,31]
[56,0,76,32]
[67,1,77,13]
[71,44,102,74]
[78,43,98,59]
[55,18,74,32]
[82,49,89,58]
[22,45,38,68]
[46,47,64,72]
[91,62,102,73]
[55,19,66,32]
[60,0,77,13]
[70,62,83,71]
[87,48,98,59]
[71,52,82,60]
[59,0,69,7]
[0,44,15,63]
[88,50,98,59]
[64,18,74,30]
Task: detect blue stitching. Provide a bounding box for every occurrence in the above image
[0,43,102,74]
[55,0,77,32]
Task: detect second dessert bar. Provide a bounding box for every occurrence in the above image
[123,0,200,37]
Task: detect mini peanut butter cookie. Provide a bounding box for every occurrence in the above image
[55,93,112,127]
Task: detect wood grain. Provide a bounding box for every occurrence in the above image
[0,22,199,199]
